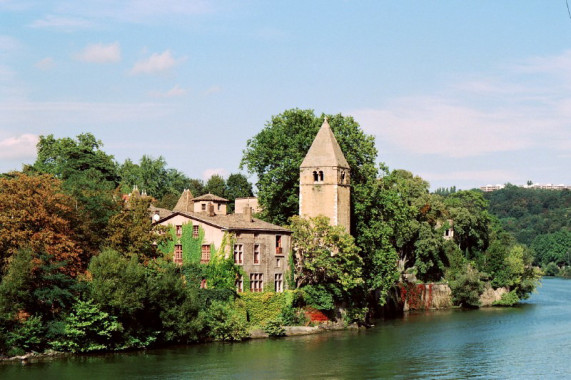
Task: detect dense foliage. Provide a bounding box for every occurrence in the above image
[0,111,547,356]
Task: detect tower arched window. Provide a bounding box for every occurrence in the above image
[341,171,346,184]
[313,171,319,182]
[319,171,324,181]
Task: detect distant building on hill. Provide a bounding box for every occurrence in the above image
[480,183,571,192]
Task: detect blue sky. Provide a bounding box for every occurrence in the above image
[1,1,570,190]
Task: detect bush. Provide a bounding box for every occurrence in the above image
[6,315,45,354]
[51,299,122,353]
[449,265,485,308]
[493,290,520,307]
[543,262,560,277]
[263,320,286,337]
[302,284,338,311]
[203,301,248,342]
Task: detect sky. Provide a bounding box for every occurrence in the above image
[0,1,570,191]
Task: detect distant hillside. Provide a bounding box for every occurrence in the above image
[483,184,570,245]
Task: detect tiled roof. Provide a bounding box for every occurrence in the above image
[156,211,290,233]
[173,189,194,213]
[193,193,229,202]
[149,205,173,219]
[300,118,349,168]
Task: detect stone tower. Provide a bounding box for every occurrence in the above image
[299,117,351,232]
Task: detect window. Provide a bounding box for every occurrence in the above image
[193,225,199,238]
[341,171,346,184]
[319,171,324,181]
[276,258,281,268]
[201,244,211,263]
[217,203,221,211]
[253,244,260,264]
[250,273,263,292]
[235,276,243,293]
[313,171,319,182]
[174,244,183,265]
[276,235,282,255]
[275,273,283,292]
[176,225,182,238]
[201,203,206,211]
[234,244,243,264]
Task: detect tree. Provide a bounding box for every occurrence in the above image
[241,108,377,226]
[105,195,169,262]
[0,173,84,274]
[289,215,363,293]
[204,174,226,198]
[30,133,121,252]
[225,173,254,212]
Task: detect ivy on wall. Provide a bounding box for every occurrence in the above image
[157,226,176,258]
[181,223,204,264]
[240,291,293,326]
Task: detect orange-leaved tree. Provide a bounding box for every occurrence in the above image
[0,172,85,276]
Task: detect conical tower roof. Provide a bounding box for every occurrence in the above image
[173,189,194,213]
[300,118,349,168]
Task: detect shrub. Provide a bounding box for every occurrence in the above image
[449,264,485,308]
[493,290,520,307]
[263,319,286,337]
[543,262,560,277]
[51,299,122,353]
[203,301,248,342]
[6,315,45,354]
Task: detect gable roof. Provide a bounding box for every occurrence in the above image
[193,193,229,202]
[300,118,349,169]
[155,211,290,233]
[173,189,194,213]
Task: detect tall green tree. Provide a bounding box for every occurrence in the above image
[30,133,121,252]
[225,173,254,212]
[241,108,377,227]
[204,174,226,198]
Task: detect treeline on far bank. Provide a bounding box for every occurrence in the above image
[482,185,571,277]
[0,109,544,357]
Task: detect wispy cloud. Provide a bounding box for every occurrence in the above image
[0,134,38,159]
[352,50,571,159]
[28,14,95,30]
[204,85,221,95]
[75,42,121,63]
[149,84,187,98]
[35,57,55,70]
[130,50,184,75]
[202,168,227,180]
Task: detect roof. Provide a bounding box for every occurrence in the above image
[149,205,173,220]
[192,193,229,202]
[300,118,349,169]
[173,189,194,213]
[155,211,290,233]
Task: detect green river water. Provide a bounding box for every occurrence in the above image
[1,277,570,379]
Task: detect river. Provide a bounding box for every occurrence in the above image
[1,277,570,379]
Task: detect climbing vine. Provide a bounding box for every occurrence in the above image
[181,223,204,264]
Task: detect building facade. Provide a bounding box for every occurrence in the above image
[154,192,291,292]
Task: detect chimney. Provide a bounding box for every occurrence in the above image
[243,206,253,222]
[208,203,215,217]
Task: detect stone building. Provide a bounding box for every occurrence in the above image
[299,117,351,232]
[154,191,291,293]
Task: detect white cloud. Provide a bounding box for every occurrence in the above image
[204,85,221,95]
[202,168,227,180]
[75,42,121,63]
[352,50,571,159]
[0,134,38,159]
[35,57,55,70]
[28,15,95,30]
[130,50,184,75]
[149,84,187,98]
